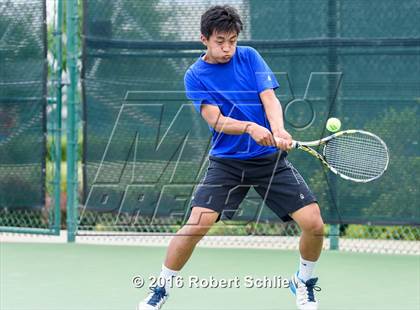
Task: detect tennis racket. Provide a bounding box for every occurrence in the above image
[290,130,389,183]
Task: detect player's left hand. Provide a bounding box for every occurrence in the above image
[273,129,293,151]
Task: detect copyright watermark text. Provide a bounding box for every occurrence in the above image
[132,275,290,289]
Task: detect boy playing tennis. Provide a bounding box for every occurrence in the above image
[138,5,324,310]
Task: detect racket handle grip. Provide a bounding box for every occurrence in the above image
[291,141,299,148]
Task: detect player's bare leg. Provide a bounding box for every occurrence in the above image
[138,207,218,310]
[289,203,324,310]
[292,203,324,261]
[164,207,219,270]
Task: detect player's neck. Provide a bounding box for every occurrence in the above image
[202,52,218,64]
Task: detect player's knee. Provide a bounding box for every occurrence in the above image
[299,210,325,236]
[293,203,324,235]
[180,207,218,239]
[182,223,211,237]
[175,224,209,246]
[305,218,325,236]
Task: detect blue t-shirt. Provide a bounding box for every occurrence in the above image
[184,46,280,159]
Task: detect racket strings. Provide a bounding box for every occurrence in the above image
[324,132,388,181]
[326,143,387,175]
[327,144,386,172]
[326,153,384,178]
[325,138,387,178]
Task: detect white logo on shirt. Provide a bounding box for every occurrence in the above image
[267,75,272,81]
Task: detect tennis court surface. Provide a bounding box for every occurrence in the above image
[1,241,419,310]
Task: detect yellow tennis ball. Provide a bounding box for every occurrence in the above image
[326,117,341,132]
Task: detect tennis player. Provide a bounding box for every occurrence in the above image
[138,5,324,310]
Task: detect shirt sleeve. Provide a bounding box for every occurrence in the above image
[248,47,280,94]
[184,69,218,114]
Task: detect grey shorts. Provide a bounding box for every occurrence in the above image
[191,151,317,222]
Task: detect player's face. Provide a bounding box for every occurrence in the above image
[201,31,238,64]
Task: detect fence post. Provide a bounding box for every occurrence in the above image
[329,224,340,250]
[50,0,64,235]
[66,0,79,242]
[327,0,340,251]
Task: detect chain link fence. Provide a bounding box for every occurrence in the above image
[78,0,420,253]
[0,0,418,251]
[0,0,61,233]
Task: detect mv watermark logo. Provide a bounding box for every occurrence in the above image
[80,72,342,233]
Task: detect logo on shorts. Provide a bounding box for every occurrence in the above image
[299,193,305,200]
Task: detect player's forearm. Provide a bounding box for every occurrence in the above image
[212,115,253,135]
[263,97,285,134]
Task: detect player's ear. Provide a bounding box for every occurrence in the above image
[200,34,208,47]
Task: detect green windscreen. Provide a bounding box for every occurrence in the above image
[81,0,419,231]
[0,0,47,228]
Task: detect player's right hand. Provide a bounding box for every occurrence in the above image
[273,128,293,151]
[246,123,276,147]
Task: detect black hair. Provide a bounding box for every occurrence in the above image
[200,5,243,39]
